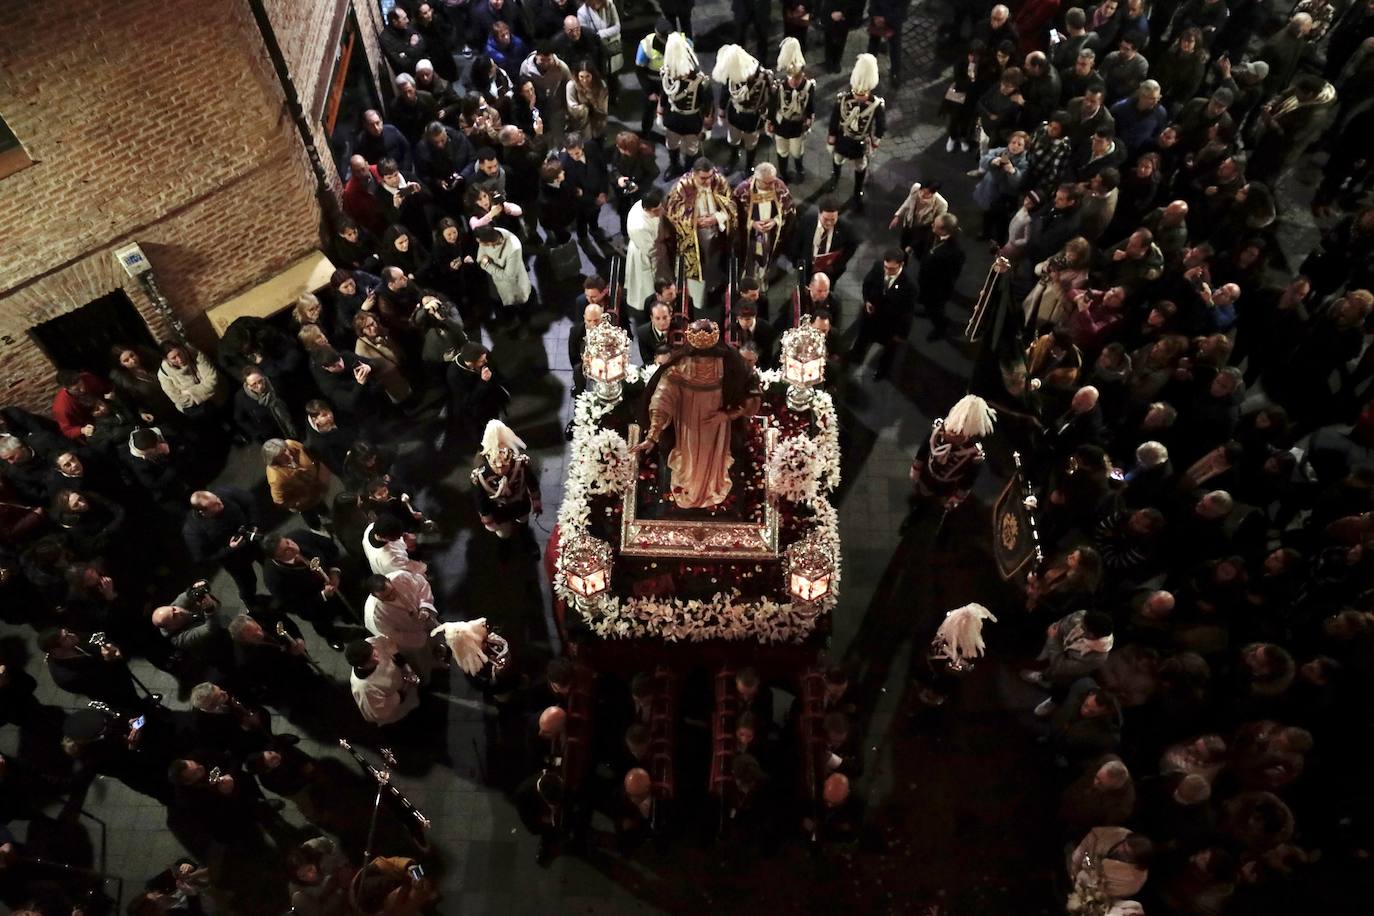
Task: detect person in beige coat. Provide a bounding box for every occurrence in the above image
[263,438,330,531]
[352,312,412,404]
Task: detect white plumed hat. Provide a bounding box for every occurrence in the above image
[663,31,698,78]
[933,603,998,664]
[777,37,806,75]
[480,419,526,465]
[850,53,879,94]
[431,619,490,676]
[712,44,758,84]
[944,394,997,438]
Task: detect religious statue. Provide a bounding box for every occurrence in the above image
[660,158,736,314]
[634,319,757,509]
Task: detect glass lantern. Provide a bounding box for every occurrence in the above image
[562,532,613,600]
[780,320,827,412]
[786,535,833,604]
[583,323,630,406]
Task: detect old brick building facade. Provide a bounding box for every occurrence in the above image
[0,0,385,409]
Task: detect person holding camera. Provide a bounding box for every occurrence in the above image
[610,130,657,237]
[151,580,232,684]
[184,489,260,604]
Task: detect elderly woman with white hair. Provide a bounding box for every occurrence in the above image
[889,180,949,256]
[263,438,331,532]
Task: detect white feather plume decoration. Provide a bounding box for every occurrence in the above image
[431,618,490,676]
[777,37,806,75]
[712,44,758,84]
[480,419,526,465]
[932,603,997,664]
[944,394,997,438]
[663,31,698,77]
[850,53,879,93]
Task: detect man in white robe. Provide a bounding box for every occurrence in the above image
[625,189,664,317]
[364,569,441,680]
[347,634,420,725]
[363,518,428,576]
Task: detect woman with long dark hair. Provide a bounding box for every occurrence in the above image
[380,225,430,279]
[510,78,547,137]
[429,217,474,301]
[109,343,180,427]
[609,130,658,236]
[1105,153,1163,241]
[565,60,609,139]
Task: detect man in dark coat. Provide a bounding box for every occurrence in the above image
[790,198,859,286]
[356,110,413,172]
[184,488,260,603]
[380,6,429,76]
[414,121,475,215]
[850,249,917,380]
[729,300,778,369]
[916,213,966,341]
[636,300,675,366]
[389,74,440,144]
[444,343,511,451]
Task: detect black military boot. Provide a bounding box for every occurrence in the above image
[851,169,867,213]
[822,162,841,193]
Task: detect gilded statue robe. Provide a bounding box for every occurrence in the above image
[647,355,733,508]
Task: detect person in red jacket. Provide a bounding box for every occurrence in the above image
[341,155,387,235]
[1014,0,1061,56]
[51,369,112,442]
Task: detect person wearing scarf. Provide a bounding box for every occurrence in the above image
[1022,609,1116,715]
[889,180,948,257]
[233,369,298,443]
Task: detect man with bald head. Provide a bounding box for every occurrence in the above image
[341,154,386,234]
[802,271,843,326]
[531,705,567,769]
[804,771,860,843]
[354,109,412,171]
[614,767,655,848]
[1142,200,1190,264]
[568,298,606,396]
[1048,384,1106,456]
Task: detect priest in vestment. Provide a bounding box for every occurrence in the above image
[733,162,795,292]
[635,319,757,509]
[660,158,736,317]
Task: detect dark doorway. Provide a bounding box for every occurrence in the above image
[28,290,157,377]
[324,10,383,182]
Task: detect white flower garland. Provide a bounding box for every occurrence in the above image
[554,380,842,643]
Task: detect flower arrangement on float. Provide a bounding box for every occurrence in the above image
[553,374,842,644]
[767,434,822,503]
[577,428,635,496]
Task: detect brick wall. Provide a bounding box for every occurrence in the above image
[260,0,390,198]
[0,0,386,410]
